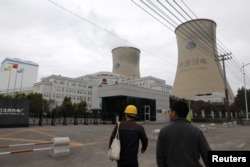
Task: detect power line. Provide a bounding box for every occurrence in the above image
[132,0,248,92]
[133,0,218,64]
[48,0,175,65]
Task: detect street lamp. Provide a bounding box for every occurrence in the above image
[241,62,250,120]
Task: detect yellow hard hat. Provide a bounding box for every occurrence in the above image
[124,105,137,115]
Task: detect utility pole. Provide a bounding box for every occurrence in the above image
[216,52,232,121]
[241,62,250,120]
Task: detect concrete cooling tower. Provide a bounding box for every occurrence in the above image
[112,46,140,78]
[173,19,234,100]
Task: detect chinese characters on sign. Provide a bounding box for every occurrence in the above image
[0,108,25,115]
[178,58,207,69]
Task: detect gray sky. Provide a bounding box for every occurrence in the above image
[0,0,249,95]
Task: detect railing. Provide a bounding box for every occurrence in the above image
[28,112,117,126]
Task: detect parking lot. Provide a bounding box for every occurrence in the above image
[0,122,249,167]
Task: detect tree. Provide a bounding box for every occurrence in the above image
[60,96,73,125]
[77,100,87,114]
[60,97,73,113]
[13,93,26,99]
[234,87,250,112]
[26,93,44,113]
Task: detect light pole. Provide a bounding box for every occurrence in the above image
[241,62,250,120]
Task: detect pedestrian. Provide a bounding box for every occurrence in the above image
[109,105,148,167]
[156,100,211,167]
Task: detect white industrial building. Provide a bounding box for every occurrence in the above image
[33,72,171,123]
[0,57,38,94]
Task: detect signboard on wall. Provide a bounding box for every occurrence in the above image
[0,99,29,127]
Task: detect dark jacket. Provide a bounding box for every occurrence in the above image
[109,120,148,161]
[156,118,211,167]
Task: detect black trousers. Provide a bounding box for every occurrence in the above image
[117,159,138,167]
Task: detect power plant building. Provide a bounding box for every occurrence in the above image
[33,72,171,123]
[173,19,234,102]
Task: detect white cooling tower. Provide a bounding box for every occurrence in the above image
[173,19,234,100]
[112,46,141,78]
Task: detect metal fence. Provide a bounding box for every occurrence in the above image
[29,112,117,126]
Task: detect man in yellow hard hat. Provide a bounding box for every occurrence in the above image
[109,105,148,167]
[124,105,138,118]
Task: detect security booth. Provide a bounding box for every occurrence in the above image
[101,95,156,123]
[97,83,171,123]
[0,98,29,127]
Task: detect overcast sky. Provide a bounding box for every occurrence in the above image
[0,0,249,95]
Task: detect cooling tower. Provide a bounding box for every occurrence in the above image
[112,46,140,78]
[173,19,234,100]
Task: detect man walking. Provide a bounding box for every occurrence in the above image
[156,100,211,167]
[109,105,148,167]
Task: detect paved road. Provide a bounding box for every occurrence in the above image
[0,122,249,167]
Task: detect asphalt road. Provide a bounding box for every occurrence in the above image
[0,122,249,167]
